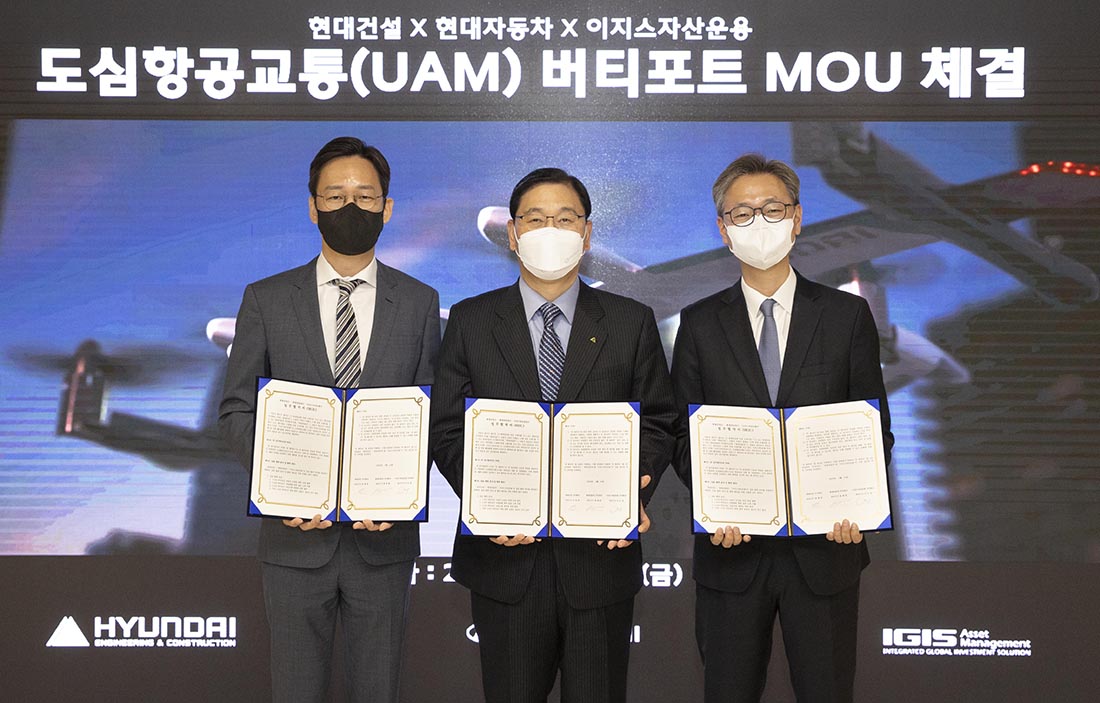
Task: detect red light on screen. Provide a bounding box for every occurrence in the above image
[1018,160,1100,176]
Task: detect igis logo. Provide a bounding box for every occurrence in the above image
[882,628,958,647]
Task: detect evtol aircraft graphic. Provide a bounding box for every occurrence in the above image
[479,121,1099,390]
[31,121,1100,554]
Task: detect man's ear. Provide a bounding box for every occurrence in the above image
[507,221,518,252]
[717,217,731,249]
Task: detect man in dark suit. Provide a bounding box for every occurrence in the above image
[431,168,677,703]
[219,137,440,703]
[671,154,893,703]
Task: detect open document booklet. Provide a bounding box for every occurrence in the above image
[461,398,641,541]
[248,378,430,523]
[688,399,892,537]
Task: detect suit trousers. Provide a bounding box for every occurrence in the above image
[261,525,413,703]
[470,541,635,703]
[695,541,860,703]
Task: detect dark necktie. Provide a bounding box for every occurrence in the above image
[537,302,565,401]
[333,279,364,387]
[759,298,781,406]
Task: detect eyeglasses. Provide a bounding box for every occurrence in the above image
[515,211,586,231]
[315,193,384,212]
[722,202,795,227]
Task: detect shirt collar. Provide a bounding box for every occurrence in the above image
[316,253,378,289]
[741,265,796,316]
[518,276,580,325]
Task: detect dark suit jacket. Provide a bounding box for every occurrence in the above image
[430,281,677,609]
[671,272,893,596]
[218,257,440,569]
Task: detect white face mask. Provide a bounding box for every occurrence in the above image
[725,217,795,271]
[515,226,585,281]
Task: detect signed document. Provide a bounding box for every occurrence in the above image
[552,402,640,540]
[688,399,891,537]
[248,378,430,523]
[461,398,640,540]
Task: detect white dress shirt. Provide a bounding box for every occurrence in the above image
[741,266,797,367]
[316,254,377,377]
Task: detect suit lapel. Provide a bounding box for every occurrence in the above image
[556,283,606,402]
[491,284,542,399]
[776,274,823,407]
[360,261,398,386]
[290,258,335,385]
[717,284,773,407]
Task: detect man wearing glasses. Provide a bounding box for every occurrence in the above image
[430,168,677,703]
[670,154,892,702]
[219,137,440,703]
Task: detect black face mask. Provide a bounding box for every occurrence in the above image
[316,202,384,256]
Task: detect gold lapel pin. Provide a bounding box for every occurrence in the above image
[589,336,597,343]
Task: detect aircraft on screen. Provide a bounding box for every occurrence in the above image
[477,121,1099,391]
[31,121,1100,555]
[10,339,254,555]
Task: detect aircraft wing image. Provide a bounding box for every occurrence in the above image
[790,121,1100,307]
[473,122,1100,391]
[37,340,226,467]
[12,339,259,554]
[619,124,1100,319]
[475,147,1100,324]
[476,203,967,391]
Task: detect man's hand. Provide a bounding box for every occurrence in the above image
[491,534,537,547]
[282,514,332,531]
[825,519,862,544]
[599,474,652,551]
[353,520,393,531]
[711,525,751,549]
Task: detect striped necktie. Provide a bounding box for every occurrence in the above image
[758,298,781,406]
[537,302,565,402]
[333,279,364,387]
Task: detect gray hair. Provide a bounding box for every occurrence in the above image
[712,154,801,215]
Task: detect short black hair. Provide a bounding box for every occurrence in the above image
[508,168,591,220]
[308,137,391,198]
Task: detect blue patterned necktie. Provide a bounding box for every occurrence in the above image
[537,302,565,402]
[333,279,364,387]
[758,298,781,406]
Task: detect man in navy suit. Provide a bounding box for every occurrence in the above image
[671,154,893,703]
[431,168,677,703]
[219,137,440,703]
